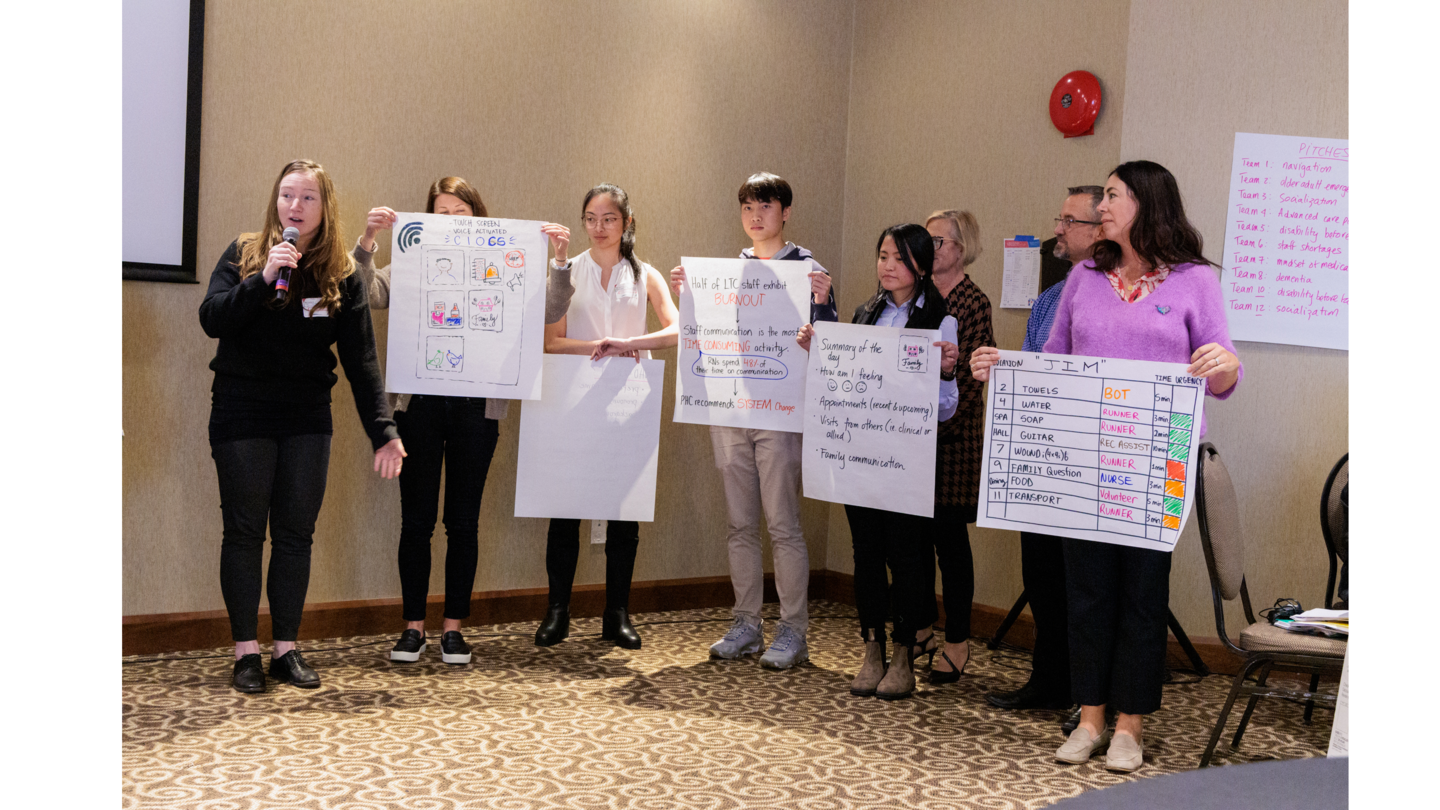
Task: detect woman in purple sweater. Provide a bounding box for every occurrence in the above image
[971,160,1241,772]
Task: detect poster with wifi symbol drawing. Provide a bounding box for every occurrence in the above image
[382,212,548,399]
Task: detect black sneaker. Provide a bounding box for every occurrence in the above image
[390,629,427,663]
[440,631,472,665]
[269,650,320,689]
[233,653,266,693]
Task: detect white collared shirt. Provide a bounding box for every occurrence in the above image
[874,293,959,422]
[565,249,654,357]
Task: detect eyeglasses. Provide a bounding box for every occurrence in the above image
[1055,217,1101,229]
[931,237,953,250]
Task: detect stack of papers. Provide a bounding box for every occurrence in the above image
[1275,608,1349,638]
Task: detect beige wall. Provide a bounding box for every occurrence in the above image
[1119,0,1349,637]
[124,0,1348,633]
[123,0,855,615]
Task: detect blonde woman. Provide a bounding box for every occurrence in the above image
[199,160,404,693]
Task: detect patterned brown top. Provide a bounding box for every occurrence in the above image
[935,275,994,515]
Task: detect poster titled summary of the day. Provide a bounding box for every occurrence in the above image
[1221,132,1348,351]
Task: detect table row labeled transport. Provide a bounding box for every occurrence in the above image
[977,352,1206,553]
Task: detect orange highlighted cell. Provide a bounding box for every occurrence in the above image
[1166,460,1186,481]
[1163,515,1180,529]
[1164,480,1185,498]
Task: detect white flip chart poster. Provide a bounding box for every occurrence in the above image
[385,213,548,399]
[674,257,813,433]
[977,351,1207,552]
[1000,235,1041,309]
[1221,132,1349,351]
[515,355,664,521]
[801,321,942,518]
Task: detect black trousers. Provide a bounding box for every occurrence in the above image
[212,434,331,642]
[545,519,640,610]
[845,505,937,647]
[395,395,500,621]
[932,505,975,642]
[1062,537,1172,715]
[1020,531,1071,701]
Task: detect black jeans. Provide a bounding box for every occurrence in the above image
[212,434,331,642]
[932,505,975,642]
[1020,531,1071,701]
[845,505,937,647]
[1062,537,1172,715]
[395,395,500,621]
[545,519,640,610]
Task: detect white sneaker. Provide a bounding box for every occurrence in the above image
[759,625,809,670]
[709,617,763,659]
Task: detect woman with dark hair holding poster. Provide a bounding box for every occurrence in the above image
[533,183,678,650]
[797,223,961,700]
[971,160,1242,772]
[200,159,405,693]
[354,178,571,667]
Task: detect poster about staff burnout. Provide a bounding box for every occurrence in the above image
[976,351,1206,553]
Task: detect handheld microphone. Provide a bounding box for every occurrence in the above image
[276,227,299,301]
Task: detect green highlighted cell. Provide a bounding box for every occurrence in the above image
[1169,413,1193,430]
[1168,427,1191,445]
[1164,497,1183,516]
[1169,442,1188,460]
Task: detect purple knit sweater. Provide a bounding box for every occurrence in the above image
[1042,260,1242,438]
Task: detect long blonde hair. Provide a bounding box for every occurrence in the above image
[237,159,353,313]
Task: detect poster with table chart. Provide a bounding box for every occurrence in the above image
[976,351,1206,552]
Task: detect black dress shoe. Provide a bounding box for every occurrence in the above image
[233,653,266,693]
[534,604,570,647]
[1060,704,1114,734]
[601,607,642,650]
[986,681,1072,710]
[269,650,321,689]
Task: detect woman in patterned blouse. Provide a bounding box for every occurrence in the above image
[910,210,993,683]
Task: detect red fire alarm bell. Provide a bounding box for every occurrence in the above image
[1049,71,1101,138]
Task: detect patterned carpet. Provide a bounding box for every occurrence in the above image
[122,601,1333,809]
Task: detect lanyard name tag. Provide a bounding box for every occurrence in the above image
[302,297,328,318]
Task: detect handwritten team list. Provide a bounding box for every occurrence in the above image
[1222,132,1349,351]
[801,321,941,518]
[674,257,813,432]
[976,351,1207,553]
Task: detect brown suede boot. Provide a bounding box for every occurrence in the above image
[875,640,915,700]
[849,630,888,697]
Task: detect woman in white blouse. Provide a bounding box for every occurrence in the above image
[534,183,679,650]
[797,223,961,699]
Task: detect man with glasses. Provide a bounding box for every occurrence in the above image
[985,185,1103,716]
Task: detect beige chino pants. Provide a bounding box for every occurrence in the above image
[709,425,810,633]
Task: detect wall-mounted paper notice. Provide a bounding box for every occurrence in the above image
[1222,132,1349,351]
[801,321,941,518]
[515,355,664,521]
[385,213,548,399]
[674,257,812,433]
[1000,235,1041,309]
[977,351,1206,552]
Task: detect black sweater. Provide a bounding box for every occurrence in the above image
[199,240,398,450]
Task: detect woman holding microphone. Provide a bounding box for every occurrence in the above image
[970,160,1242,771]
[355,178,571,666]
[534,183,678,650]
[200,159,405,693]
[797,223,962,700]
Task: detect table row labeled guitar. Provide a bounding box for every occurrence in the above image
[977,351,1207,553]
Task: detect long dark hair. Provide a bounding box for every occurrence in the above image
[1091,160,1215,274]
[237,159,353,314]
[854,223,948,327]
[582,183,642,282]
[427,176,488,217]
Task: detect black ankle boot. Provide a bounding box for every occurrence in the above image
[601,607,641,649]
[534,604,570,647]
